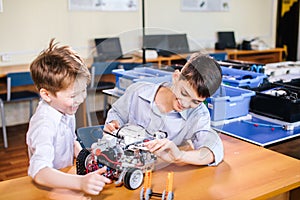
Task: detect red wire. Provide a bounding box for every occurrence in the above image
[99,152,121,165]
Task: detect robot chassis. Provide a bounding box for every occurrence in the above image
[76,124,167,190]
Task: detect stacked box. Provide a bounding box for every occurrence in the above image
[206,85,255,121]
[264,61,300,77]
[268,73,300,83]
[112,67,172,91]
[221,66,267,88]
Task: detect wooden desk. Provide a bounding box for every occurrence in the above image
[0,134,299,200]
[220,48,285,64]
[0,48,284,76]
[120,48,285,67]
[119,54,190,67]
[0,58,93,76]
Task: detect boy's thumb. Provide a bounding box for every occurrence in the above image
[96,166,107,175]
[95,166,112,183]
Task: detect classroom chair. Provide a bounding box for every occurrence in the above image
[76,125,104,148]
[86,62,119,126]
[0,72,40,148]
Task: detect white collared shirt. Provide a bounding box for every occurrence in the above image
[26,100,76,178]
[105,82,224,166]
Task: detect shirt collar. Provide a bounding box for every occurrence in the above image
[40,100,74,125]
[138,83,161,103]
[138,83,189,120]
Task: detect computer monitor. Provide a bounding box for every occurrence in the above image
[167,34,190,54]
[94,37,123,60]
[217,31,236,49]
[143,34,170,56]
[143,34,190,56]
[143,35,168,51]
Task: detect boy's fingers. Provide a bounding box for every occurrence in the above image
[104,124,113,132]
[144,140,158,150]
[106,122,118,132]
[95,167,112,183]
[111,120,120,129]
[96,166,107,174]
[145,140,164,152]
[143,140,154,147]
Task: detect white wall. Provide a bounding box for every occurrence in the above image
[0,0,277,66]
[146,0,277,50]
[0,0,279,126]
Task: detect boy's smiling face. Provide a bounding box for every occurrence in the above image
[42,76,88,115]
[171,71,206,112]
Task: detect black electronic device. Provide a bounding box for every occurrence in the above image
[238,38,259,50]
[250,82,300,122]
[167,34,190,54]
[143,34,169,56]
[143,33,190,56]
[217,31,237,49]
[94,37,132,61]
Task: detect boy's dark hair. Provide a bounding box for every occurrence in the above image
[30,38,91,95]
[180,53,222,98]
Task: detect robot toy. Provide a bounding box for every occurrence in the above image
[76,124,167,190]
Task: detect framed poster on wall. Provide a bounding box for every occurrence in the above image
[69,0,138,11]
[0,0,3,13]
[181,0,230,12]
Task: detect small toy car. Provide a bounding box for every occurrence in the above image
[76,124,167,190]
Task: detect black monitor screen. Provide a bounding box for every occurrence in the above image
[94,37,123,60]
[217,31,236,49]
[167,34,190,54]
[143,34,168,51]
[143,34,190,56]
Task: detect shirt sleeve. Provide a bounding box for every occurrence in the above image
[105,83,144,126]
[27,123,56,178]
[192,128,224,166]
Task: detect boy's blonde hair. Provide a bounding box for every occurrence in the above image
[180,53,222,98]
[30,39,91,96]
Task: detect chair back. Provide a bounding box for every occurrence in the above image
[90,62,119,88]
[6,72,35,101]
[76,125,104,148]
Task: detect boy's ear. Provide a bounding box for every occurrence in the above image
[172,69,181,83]
[39,88,51,103]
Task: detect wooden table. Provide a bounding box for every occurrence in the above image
[219,48,285,64]
[0,48,285,76]
[0,134,299,200]
[117,53,189,68]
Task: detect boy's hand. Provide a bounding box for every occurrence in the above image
[144,139,184,163]
[104,120,120,133]
[80,167,111,195]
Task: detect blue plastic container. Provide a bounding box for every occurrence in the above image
[112,67,172,91]
[206,85,256,121]
[209,52,227,61]
[221,66,267,88]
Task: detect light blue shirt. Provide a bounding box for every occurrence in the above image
[26,100,76,178]
[105,82,224,165]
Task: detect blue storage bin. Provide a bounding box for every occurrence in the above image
[221,66,267,88]
[112,67,172,91]
[118,62,152,70]
[206,85,255,121]
[209,52,227,61]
